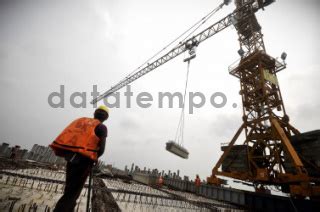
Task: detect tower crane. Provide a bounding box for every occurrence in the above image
[92,0,320,198]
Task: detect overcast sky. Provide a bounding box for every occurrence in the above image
[1,0,319,181]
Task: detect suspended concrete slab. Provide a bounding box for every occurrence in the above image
[166,141,189,159]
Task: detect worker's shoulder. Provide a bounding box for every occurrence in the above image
[95,123,108,138]
[74,117,100,123]
[72,117,93,121]
[96,122,107,129]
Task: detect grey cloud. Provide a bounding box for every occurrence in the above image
[119,115,140,130]
[208,114,242,140]
[288,102,320,132]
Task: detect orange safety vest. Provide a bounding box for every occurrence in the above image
[50,117,101,161]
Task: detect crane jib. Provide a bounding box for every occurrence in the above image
[91,0,268,104]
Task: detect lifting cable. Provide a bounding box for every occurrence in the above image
[174,60,192,146]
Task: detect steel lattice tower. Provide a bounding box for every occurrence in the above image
[209,0,319,197]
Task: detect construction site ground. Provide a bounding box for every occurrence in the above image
[0,158,244,212]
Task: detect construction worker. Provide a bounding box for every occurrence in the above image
[195,174,201,194]
[50,105,109,212]
[157,175,164,188]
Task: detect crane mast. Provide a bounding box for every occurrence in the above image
[209,0,320,197]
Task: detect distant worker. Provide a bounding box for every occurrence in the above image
[195,174,201,194]
[157,175,164,188]
[10,145,20,160]
[50,105,109,212]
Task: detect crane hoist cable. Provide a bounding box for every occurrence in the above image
[166,45,196,159]
[174,60,192,147]
[166,58,193,159]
